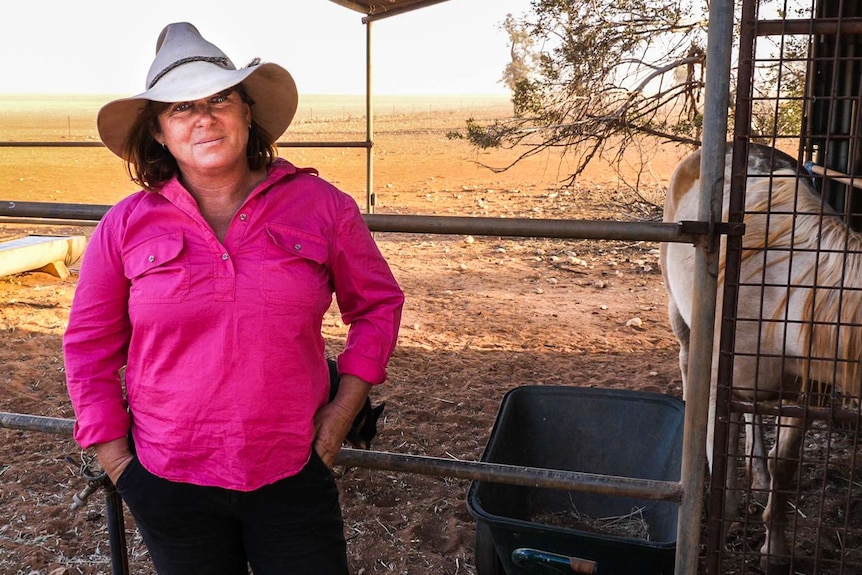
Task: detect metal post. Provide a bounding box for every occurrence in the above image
[103,479,130,575]
[674,0,735,573]
[705,0,758,568]
[365,18,375,214]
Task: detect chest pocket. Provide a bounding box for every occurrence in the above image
[262,225,332,306]
[125,233,189,303]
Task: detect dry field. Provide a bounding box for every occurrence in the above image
[0,94,693,574]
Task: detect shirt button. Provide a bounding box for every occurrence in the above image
[294,244,302,250]
[222,253,230,260]
[148,255,155,262]
[239,213,248,221]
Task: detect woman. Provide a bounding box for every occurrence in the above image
[63,22,404,575]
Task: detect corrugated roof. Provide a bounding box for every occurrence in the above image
[328,0,454,20]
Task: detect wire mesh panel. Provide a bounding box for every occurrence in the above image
[709,0,862,573]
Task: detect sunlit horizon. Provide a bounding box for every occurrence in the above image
[1,1,531,97]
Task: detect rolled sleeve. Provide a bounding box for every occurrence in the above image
[64,210,134,448]
[72,399,131,449]
[332,200,404,385]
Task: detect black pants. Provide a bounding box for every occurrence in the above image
[116,451,349,575]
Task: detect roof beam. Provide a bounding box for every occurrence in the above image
[327,0,370,14]
[363,0,453,22]
[327,0,456,21]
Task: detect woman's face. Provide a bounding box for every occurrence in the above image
[154,88,252,178]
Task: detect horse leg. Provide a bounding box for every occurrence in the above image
[760,414,804,573]
[744,412,770,490]
[721,409,743,541]
[701,360,743,543]
[666,294,690,394]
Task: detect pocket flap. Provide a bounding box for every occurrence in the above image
[265,225,328,265]
[125,233,185,279]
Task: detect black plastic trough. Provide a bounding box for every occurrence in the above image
[468,385,685,575]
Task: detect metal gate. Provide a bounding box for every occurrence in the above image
[708,1,862,573]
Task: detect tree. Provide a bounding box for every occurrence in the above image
[450,0,807,189]
[499,13,539,93]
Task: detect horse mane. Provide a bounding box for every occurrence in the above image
[733,170,862,400]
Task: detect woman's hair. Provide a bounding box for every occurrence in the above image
[124,85,279,191]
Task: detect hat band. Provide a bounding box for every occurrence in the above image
[148,56,233,90]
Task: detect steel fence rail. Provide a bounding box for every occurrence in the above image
[0,412,682,503]
[0,141,371,148]
[0,200,730,244]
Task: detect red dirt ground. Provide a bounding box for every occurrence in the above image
[1,99,692,574]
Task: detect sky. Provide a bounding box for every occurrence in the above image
[1,0,532,96]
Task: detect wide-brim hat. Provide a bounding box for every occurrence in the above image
[97,22,298,160]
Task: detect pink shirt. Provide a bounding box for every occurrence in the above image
[64,159,404,491]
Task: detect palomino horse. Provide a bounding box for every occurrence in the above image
[660,143,862,571]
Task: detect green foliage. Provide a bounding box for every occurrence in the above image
[459,0,812,184]
[511,78,545,116]
[448,118,504,149]
[749,35,807,141]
